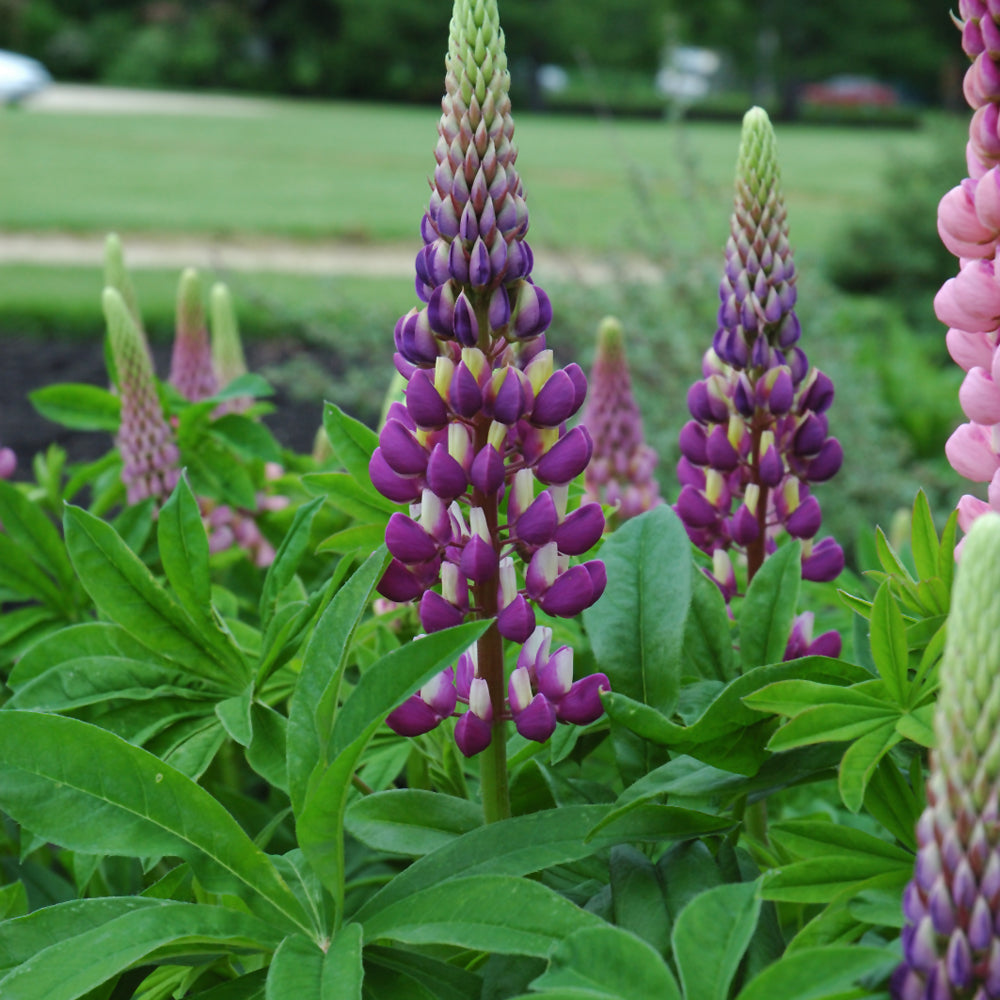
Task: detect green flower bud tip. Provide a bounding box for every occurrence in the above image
[169,267,217,402]
[103,233,144,339]
[210,282,247,390]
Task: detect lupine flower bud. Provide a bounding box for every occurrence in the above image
[0,446,16,480]
[893,513,1000,999]
[373,0,608,760]
[674,108,842,600]
[581,316,663,525]
[210,283,248,391]
[935,5,1000,541]
[103,288,180,507]
[169,269,218,403]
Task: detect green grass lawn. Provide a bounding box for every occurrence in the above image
[0,98,963,260]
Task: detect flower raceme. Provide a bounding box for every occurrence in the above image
[893,512,1000,1000]
[581,316,662,524]
[935,3,1000,543]
[371,0,609,758]
[673,107,844,597]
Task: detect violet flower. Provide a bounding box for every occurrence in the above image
[674,107,844,596]
[0,445,16,480]
[893,512,1000,1000]
[169,268,218,403]
[103,287,180,507]
[582,316,662,524]
[934,3,1000,546]
[373,0,609,763]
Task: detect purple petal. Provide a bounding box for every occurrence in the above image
[516,491,559,546]
[386,512,439,563]
[706,425,739,471]
[460,535,499,583]
[675,484,719,528]
[427,282,458,337]
[419,590,465,633]
[513,693,557,742]
[807,438,843,482]
[537,564,595,618]
[377,559,425,602]
[758,445,784,487]
[454,290,479,347]
[426,443,468,501]
[793,414,827,456]
[563,363,588,412]
[469,237,491,288]
[802,537,844,583]
[369,448,422,504]
[731,503,759,545]
[803,370,835,413]
[785,495,822,539]
[531,369,577,427]
[556,673,610,725]
[512,282,552,340]
[380,420,429,476]
[535,426,594,485]
[406,369,449,428]
[679,421,709,464]
[449,361,483,418]
[497,594,536,642]
[387,694,444,737]
[470,444,505,494]
[454,711,493,757]
[488,283,511,329]
[493,367,527,424]
[555,503,605,555]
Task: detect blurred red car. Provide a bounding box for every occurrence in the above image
[801,75,899,108]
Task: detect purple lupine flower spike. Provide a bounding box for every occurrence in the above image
[674,107,843,597]
[169,268,218,403]
[893,513,1000,999]
[581,316,662,525]
[934,4,1000,546]
[372,0,609,760]
[103,287,180,507]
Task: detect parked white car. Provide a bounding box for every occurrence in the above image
[0,50,51,105]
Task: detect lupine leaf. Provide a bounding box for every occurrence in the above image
[673,881,760,1000]
[64,505,246,689]
[869,582,909,705]
[258,496,325,630]
[910,490,939,582]
[265,925,362,1000]
[210,414,282,464]
[895,705,935,747]
[863,757,921,851]
[322,402,380,486]
[734,945,895,1000]
[0,882,28,922]
[529,925,681,1000]
[302,472,398,520]
[346,790,482,856]
[938,509,958,593]
[874,526,914,583]
[0,711,313,936]
[765,705,896,753]
[609,845,670,956]
[286,549,388,817]
[28,383,120,431]
[584,505,691,715]
[738,543,800,671]
[744,679,889,716]
[364,946,483,1000]
[0,479,73,589]
[157,475,212,624]
[0,902,281,1000]
[316,523,389,555]
[838,721,902,812]
[0,533,67,608]
[188,971,268,999]
[216,686,253,747]
[360,875,601,957]
[682,567,737,682]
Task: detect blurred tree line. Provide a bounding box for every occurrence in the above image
[0,0,954,106]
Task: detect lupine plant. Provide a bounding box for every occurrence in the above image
[0,2,992,999]
[674,106,844,600]
[368,0,609,820]
[582,315,663,524]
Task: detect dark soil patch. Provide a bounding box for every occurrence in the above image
[0,332,340,477]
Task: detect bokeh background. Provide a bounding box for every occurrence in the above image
[0,0,969,563]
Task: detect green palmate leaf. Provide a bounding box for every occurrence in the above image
[158,475,212,623]
[265,925,362,1000]
[0,533,68,608]
[896,704,935,748]
[910,490,939,582]
[356,804,726,925]
[298,621,489,907]
[673,881,761,1000]
[345,790,482,856]
[210,414,281,463]
[582,505,692,715]
[682,567,737,682]
[191,972,267,999]
[744,678,890,716]
[7,655,210,711]
[738,542,800,671]
[361,875,601,957]
[258,496,325,629]
[316,523,389,556]
[247,703,289,792]
[609,845,671,956]
[64,505,246,689]
[181,431,258,510]
[938,509,958,593]
[216,686,254,747]
[0,712,313,937]
[869,582,909,705]
[286,548,388,817]
[0,901,281,1000]
[0,480,73,589]
[530,925,681,1000]
[213,373,274,402]
[364,946,483,1000]
[0,882,28,922]
[322,402,380,486]
[874,526,915,583]
[864,757,921,851]
[734,945,895,1000]
[303,472,398,521]
[603,657,871,775]
[765,704,896,752]
[28,383,121,431]
[838,721,902,813]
